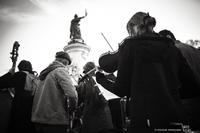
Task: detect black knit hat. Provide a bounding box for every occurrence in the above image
[83,62,95,74]
[18,60,33,72]
[55,51,71,65]
[159,29,176,41]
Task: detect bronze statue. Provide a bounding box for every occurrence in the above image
[70,12,87,42]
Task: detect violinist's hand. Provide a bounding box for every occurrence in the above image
[95,71,105,83]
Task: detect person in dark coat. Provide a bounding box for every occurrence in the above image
[159,29,200,130]
[0,60,36,133]
[159,29,200,98]
[77,62,114,133]
[0,86,12,133]
[96,12,191,132]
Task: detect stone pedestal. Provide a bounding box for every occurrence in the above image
[64,41,90,85]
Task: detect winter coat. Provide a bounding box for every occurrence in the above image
[175,40,200,129]
[31,61,77,125]
[77,76,113,133]
[175,40,200,85]
[175,40,200,98]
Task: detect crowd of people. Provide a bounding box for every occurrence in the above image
[0,11,200,133]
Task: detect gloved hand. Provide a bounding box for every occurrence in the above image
[95,71,105,83]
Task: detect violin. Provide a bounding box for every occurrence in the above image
[98,33,120,73]
[98,50,119,73]
[78,65,116,84]
[78,66,102,82]
[98,33,129,73]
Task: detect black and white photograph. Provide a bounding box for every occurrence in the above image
[0,0,200,133]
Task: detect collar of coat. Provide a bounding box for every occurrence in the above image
[39,61,66,81]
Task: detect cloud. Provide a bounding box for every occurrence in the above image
[29,0,87,16]
[0,0,43,22]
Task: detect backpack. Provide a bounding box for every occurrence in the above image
[23,71,40,96]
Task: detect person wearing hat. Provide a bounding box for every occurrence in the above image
[31,51,78,133]
[159,29,200,130]
[0,60,37,133]
[77,61,114,133]
[96,12,190,132]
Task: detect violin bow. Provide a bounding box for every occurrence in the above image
[101,32,114,52]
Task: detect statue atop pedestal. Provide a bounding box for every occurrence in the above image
[69,11,87,44]
[65,10,90,84]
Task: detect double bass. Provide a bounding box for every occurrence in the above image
[9,41,20,97]
[10,41,20,74]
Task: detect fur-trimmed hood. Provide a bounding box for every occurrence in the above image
[39,61,65,80]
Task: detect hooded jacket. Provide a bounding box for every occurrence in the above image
[31,61,77,125]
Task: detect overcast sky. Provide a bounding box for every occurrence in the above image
[0,0,200,75]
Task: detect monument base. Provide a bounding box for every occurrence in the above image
[64,41,90,85]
